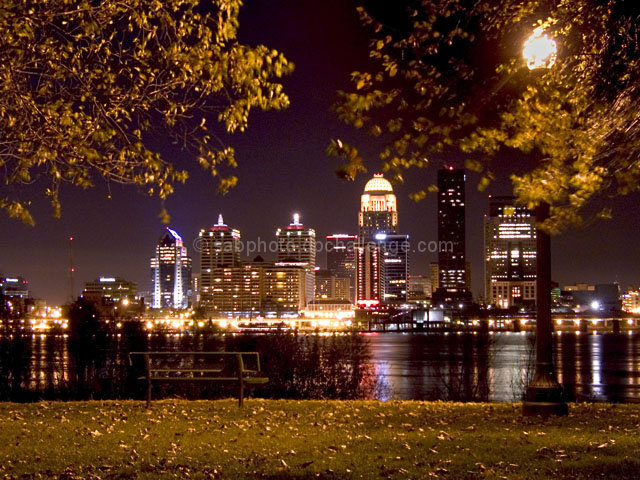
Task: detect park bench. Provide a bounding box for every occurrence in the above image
[128,351,269,408]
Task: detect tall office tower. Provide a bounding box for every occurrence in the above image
[326,234,357,302]
[199,215,242,312]
[199,214,241,269]
[150,228,192,309]
[433,167,471,306]
[358,173,397,241]
[484,196,537,308]
[355,242,385,306]
[276,214,316,303]
[375,233,410,303]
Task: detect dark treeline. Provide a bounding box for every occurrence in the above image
[0,328,380,402]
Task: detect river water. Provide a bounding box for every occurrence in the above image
[2,331,640,403]
[367,331,640,402]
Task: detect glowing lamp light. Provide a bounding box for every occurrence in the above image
[523,27,557,70]
[590,300,601,311]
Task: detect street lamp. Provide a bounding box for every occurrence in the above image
[523,27,557,70]
[521,28,568,417]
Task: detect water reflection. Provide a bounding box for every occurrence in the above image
[368,332,640,402]
[2,331,640,403]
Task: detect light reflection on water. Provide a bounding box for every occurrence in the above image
[3,331,640,402]
[366,332,640,402]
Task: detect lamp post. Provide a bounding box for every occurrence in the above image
[521,28,568,417]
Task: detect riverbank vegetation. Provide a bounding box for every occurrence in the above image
[1,400,638,479]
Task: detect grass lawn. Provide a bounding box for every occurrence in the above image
[0,400,639,479]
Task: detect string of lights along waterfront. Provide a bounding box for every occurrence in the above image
[2,169,638,333]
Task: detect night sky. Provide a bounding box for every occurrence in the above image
[2,0,640,304]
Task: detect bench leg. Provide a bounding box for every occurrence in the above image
[146,377,152,409]
[236,353,244,407]
[144,355,152,409]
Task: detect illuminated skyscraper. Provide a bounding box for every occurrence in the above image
[355,241,385,306]
[375,233,409,303]
[433,167,471,306]
[151,228,192,309]
[276,214,316,266]
[199,214,241,269]
[358,174,397,241]
[326,234,357,302]
[276,214,316,303]
[356,174,410,306]
[199,215,242,313]
[484,196,537,308]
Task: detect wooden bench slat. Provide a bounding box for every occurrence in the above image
[148,369,224,373]
[143,377,245,381]
[140,376,270,382]
[244,378,269,384]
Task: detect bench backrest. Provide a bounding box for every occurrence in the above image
[129,351,262,374]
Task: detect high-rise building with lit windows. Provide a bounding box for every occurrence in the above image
[263,263,307,316]
[355,242,385,306]
[199,215,242,313]
[276,214,316,304]
[356,174,411,306]
[326,234,357,302]
[433,167,471,306]
[484,196,537,308]
[358,174,397,241]
[200,261,308,318]
[151,228,192,309]
[375,233,409,303]
[203,264,263,318]
[199,214,241,269]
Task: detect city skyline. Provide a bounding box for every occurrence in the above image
[2,168,639,304]
[1,0,639,304]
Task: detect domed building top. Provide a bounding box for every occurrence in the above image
[364,173,393,193]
